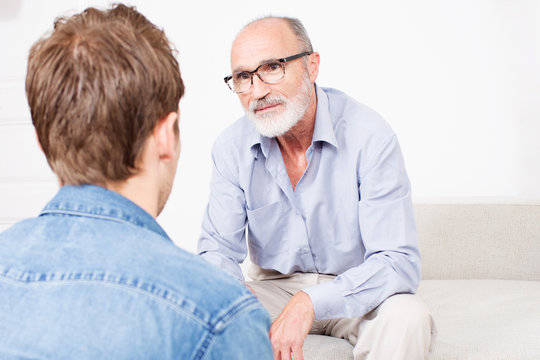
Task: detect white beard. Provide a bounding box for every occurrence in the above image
[245,74,312,138]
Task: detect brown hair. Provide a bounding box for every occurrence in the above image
[26,4,184,185]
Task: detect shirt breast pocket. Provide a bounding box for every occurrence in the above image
[246,200,290,258]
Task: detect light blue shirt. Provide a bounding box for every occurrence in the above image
[198,86,421,320]
[0,185,272,359]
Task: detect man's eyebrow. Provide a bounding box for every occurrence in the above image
[232,57,279,74]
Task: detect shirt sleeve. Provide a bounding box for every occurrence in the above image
[303,134,421,320]
[197,143,248,281]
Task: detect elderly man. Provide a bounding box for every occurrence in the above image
[0,5,272,359]
[198,16,434,360]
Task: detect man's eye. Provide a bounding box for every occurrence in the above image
[262,63,281,72]
[233,72,251,82]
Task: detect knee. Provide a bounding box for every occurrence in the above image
[378,294,433,333]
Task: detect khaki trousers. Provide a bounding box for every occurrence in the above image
[247,269,435,360]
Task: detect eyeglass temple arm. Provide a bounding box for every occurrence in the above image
[278,51,312,63]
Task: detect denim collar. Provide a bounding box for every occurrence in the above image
[40,184,170,241]
[249,84,338,160]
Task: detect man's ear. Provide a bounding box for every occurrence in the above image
[308,52,320,83]
[154,111,179,161]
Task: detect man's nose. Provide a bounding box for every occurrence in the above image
[251,74,271,100]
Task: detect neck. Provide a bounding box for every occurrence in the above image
[104,172,159,218]
[275,88,317,191]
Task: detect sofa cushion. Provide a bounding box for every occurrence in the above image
[414,204,540,281]
[418,279,540,360]
[303,334,353,360]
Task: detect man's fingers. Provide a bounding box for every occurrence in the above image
[271,342,302,360]
[278,349,291,360]
[269,292,312,360]
[271,341,287,360]
[291,345,304,360]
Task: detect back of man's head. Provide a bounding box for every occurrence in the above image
[26,4,184,186]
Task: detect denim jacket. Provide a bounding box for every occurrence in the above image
[0,185,272,359]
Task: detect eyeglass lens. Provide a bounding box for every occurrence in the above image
[230,62,284,93]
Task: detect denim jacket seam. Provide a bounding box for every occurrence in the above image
[209,294,261,333]
[194,297,264,359]
[40,209,148,229]
[0,269,213,329]
[193,332,215,360]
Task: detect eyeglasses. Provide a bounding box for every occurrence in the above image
[224,51,312,94]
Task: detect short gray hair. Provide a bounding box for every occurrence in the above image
[242,16,314,53]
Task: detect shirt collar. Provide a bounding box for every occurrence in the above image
[312,84,339,147]
[40,184,171,241]
[248,84,338,160]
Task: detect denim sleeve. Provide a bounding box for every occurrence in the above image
[197,144,248,281]
[206,306,273,360]
[304,135,421,320]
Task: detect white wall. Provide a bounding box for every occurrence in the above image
[1,0,539,252]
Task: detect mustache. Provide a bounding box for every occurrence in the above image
[249,96,284,113]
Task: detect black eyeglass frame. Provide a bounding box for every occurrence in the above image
[224,51,312,93]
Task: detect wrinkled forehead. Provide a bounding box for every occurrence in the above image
[230,20,299,73]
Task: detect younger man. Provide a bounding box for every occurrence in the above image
[0,5,272,359]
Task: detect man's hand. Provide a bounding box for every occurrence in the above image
[269,291,315,360]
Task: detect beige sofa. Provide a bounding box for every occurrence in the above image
[303,204,540,359]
